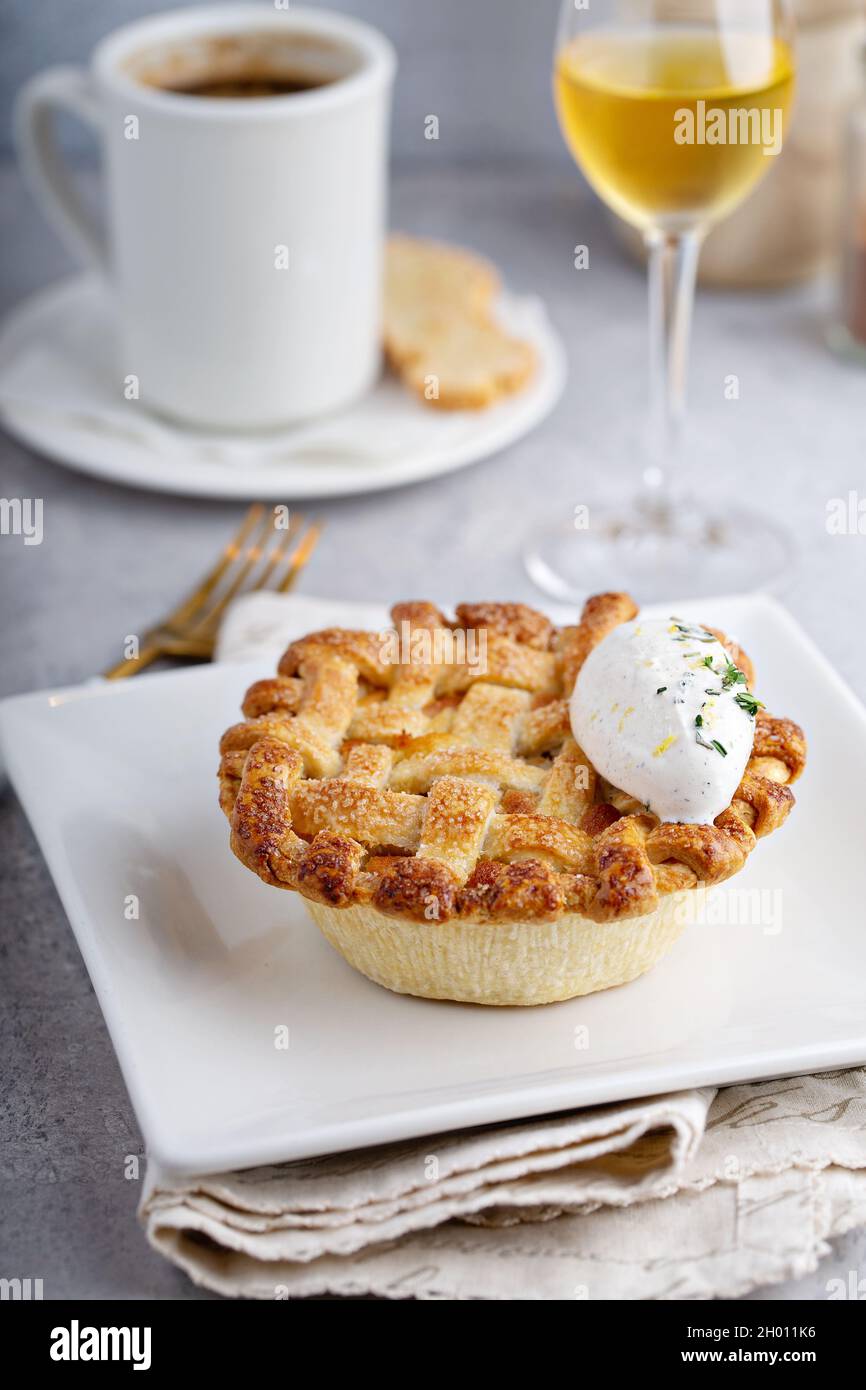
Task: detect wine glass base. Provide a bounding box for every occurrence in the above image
[524,499,792,605]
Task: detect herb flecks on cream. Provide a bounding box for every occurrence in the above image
[569,616,759,825]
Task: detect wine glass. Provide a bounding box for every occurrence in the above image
[526,0,796,602]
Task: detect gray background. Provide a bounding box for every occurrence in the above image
[0,0,567,168]
[2,0,865,1302]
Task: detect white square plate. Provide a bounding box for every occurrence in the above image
[2,595,865,1175]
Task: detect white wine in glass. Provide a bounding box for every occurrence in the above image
[527,0,796,602]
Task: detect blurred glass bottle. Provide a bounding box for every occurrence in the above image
[832,43,866,359]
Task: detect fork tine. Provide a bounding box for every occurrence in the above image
[275,520,323,593]
[207,504,280,607]
[188,510,307,639]
[162,502,266,631]
[246,511,305,592]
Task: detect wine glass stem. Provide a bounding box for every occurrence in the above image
[644,228,702,517]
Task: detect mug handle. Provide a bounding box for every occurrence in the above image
[14,66,108,272]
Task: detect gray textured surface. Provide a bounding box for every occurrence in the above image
[1,149,865,1301]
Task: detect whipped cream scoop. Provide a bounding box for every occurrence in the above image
[569,616,759,824]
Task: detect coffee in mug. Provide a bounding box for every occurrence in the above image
[15,6,396,430]
[131,29,350,98]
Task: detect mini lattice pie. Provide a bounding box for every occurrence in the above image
[218,594,806,1006]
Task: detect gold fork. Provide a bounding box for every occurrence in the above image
[103,505,322,680]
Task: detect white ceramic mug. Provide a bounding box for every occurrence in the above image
[14,5,396,430]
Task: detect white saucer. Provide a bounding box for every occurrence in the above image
[0,274,566,499]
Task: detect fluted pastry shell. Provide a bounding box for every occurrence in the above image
[304,889,693,1006]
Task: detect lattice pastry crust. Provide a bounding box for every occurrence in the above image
[218,594,806,1004]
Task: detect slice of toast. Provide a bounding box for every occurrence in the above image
[384,234,536,410]
[398,317,537,410]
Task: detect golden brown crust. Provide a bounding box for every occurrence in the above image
[278,630,387,684]
[752,711,807,784]
[373,857,458,922]
[705,627,755,689]
[241,676,303,720]
[218,594,806,924]
[558,592,639,690]
[296,832,365,907]
[647,818,754,886]
[460,859,567,922]
[227,737,304,886]
[455,602,555,651]
[592,815,658,921]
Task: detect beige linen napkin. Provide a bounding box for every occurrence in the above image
[139,595,866,1299]
[141,1071,866,1300]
